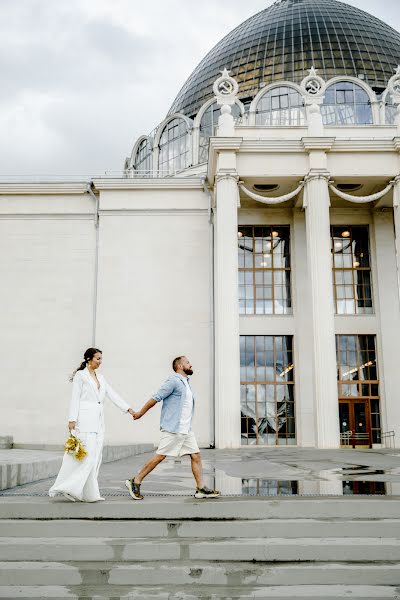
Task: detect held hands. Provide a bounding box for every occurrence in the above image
[68,421,76,432]
[128,408,142,420]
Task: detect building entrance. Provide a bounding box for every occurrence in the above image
[339,398,372,448]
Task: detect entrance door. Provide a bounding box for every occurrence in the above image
[339,399,372,448]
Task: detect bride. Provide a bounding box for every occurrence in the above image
[49,348,135,502]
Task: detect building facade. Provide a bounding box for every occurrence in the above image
[2,0,400,450]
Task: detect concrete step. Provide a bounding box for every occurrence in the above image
[2,517,399,538]
[0,585,399,599]
[2,497,400,520]
[1,537,400,563]
[1,562,400,586]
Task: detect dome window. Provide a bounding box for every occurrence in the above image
[158,118,190,175]
[199,102,241,163]
[134,138,153,175]
[255,86,306,126]
[322,82,373,126]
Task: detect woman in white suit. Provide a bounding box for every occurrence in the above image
[49,348,134,502]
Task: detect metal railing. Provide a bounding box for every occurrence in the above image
[382,431,396,449]
[340,431,352,446]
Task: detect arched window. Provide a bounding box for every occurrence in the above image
[255,86,306,126]
[322,82,373,125]
[199,102,241,163]
[158,118,190,175]
[134,138,153,174]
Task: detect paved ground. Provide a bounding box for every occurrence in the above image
[1,447,399,497]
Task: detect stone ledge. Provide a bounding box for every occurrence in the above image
[0,444,153,491]
[0,437,12,450]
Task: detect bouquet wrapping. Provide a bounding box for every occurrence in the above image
[64,431,87,461]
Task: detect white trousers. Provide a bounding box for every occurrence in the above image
[49,430,104,502]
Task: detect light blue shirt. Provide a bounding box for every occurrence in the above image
[152,373,195,434]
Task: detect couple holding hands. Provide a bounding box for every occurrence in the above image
[49,348,219,502]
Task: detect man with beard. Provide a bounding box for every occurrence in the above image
[125,356,220,500]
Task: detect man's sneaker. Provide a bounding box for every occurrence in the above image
[125,479,143,500]
[194,486,220,499]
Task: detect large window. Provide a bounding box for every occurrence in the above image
[240,335,295,446]
[158,118,190,175]
[331,225,373,315]
[255,86,306,126]
[133,138,153,174]
[322,82,373,125]
[238,226,291,315]
[337,335,381,445]
[199,102,241,163]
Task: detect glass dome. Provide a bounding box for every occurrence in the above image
[169,0,400,118]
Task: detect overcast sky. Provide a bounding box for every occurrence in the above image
[0,0,399,177]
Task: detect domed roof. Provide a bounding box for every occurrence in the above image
[169,0,400,117]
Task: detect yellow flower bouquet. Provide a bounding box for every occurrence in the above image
[64,432,87,461]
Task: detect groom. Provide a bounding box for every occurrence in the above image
[125,356,219,500]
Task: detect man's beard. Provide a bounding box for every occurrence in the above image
[184,368,194,376]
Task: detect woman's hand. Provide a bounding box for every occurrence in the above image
[68,421,76,432]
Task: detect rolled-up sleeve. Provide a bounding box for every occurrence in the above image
[68,372,82,421]
[152,376,176,403]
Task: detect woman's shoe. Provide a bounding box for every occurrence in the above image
[62,492,76,502]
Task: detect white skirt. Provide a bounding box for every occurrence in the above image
[49,430,104,502]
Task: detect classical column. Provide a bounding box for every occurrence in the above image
[393,176,400,296]
[303,171,340,448]
[214,170,241,448]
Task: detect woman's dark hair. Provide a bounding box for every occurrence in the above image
[70,347,102,381]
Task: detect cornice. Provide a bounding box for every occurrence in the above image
[92,178,204,191]
[394,137,400,152]
[208,138,243,152]
[333,139,396,152]
[302,137,336,152]
[99,209,208,216]
[0,213,94,220]
[239,140,304,152]
[0,182,90,195]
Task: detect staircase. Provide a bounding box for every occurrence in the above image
[0,495,399,599]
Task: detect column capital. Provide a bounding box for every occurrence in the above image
[215,170,239,184]
[304,170,331,184]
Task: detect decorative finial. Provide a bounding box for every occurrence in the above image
[308,66,318,77]
[213,69,239,104]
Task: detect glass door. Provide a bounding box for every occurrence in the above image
[339,399,371,448]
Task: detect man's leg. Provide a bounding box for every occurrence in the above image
[190,452,220,498]
[190,452,204,489]
[134,453,166,484]
[125,453,166,500]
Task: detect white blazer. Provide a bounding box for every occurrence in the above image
[68,368,130,434]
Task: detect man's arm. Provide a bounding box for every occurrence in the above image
[133,398,157,420]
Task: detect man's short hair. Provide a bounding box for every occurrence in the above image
[172,356,184,372]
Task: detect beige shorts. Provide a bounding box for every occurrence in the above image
[156,430,200,457]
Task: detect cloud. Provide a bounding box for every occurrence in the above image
[0,0,398,176]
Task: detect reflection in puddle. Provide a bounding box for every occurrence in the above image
[242,479,298,496]
[343,480,386,495]
[235,478,388,496]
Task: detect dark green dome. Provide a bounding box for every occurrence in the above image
[169,0,400,117]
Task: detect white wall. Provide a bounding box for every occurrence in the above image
[0,190,96,444]
[94,184,213,447]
